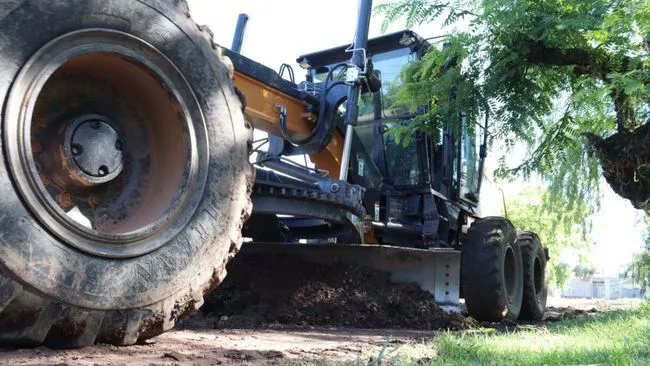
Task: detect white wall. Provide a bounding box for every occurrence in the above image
[563,277,621,299]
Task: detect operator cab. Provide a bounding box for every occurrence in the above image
[297,31,487,247]
[298,31,423,123]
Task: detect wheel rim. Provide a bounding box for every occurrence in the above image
[504,246,517,301]
[4,29,208,258]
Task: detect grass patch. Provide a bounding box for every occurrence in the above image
[395,301,650,365]
[297,301,650,366]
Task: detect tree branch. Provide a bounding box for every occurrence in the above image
[522,39,642,133]
[611,87,637,133]
[453,9,479,17]
[523,40,608,77]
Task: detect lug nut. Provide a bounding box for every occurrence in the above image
[97,165,109,177]
[71,144,83,156]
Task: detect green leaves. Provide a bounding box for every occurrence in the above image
[374,1,445,32]
[622,216,650,286]
[506,186,590,289]
[376,0,650,226]
[374,1,479,32]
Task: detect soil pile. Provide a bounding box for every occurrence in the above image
[196,253,475,331]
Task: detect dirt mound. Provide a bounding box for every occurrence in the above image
[197,253,475,331]
[543,306,599,322]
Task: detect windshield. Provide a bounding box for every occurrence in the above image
[313,47,415,122]
[375,47,414,118]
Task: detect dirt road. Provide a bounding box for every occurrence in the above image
[1,327,429,365]
[0,298,642,366]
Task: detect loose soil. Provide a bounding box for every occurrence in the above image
[0,328,432,366]
[190,253,475,331]
[465,297,643,333]
[0,298,642,365]
[0,251,644,366]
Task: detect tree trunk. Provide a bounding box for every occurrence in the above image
[586,123,650,212]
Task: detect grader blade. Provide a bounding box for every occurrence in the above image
[239,243,461,311]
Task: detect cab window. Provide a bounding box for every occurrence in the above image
[459,118,481,201]
[384,123,421,187]
[313,47,416,122]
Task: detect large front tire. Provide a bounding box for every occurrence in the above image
[0,0,252,348]
[461,217,523,322]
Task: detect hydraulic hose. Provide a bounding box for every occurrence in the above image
[279,65,349,147]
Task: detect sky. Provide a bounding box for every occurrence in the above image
[186,0,646,277]
[187,0,447,78]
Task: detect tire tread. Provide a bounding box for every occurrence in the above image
[518,231,547,321]
[0,0,254,348]
[461,217,523,322]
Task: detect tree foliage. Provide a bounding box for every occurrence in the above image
[376,0,650,225]
[622,218,650,292]
[506,187,587,289]
[553,262,571,290]
[573,263,597,280]
[623,251,650,289]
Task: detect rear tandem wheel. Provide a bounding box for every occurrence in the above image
[0,0,252,348]
[518,231,548,321]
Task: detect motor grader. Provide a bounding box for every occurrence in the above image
[0,0,548,348]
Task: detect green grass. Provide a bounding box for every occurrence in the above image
[298,301,650,366]
[395,301,650,365]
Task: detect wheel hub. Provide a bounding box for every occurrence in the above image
[65,115,123,185]
[3,29,209,258]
